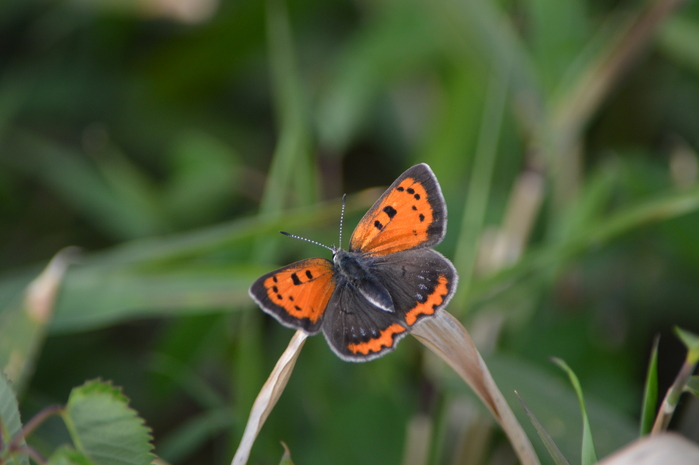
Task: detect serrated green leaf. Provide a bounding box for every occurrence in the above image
[48,446,97,465]
[640,336,659,436]
[515,391,571,465]
[686,376,699,397]
[63,380,153,465]
[553,358,598,465]
[0,371,29,465]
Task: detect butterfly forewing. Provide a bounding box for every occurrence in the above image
[249,258,335,334]
[349,163,447,256]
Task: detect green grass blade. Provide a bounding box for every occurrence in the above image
[468,185,699,306]
[675,327,699,363]
[640,336,660,436]
[253,0,317,264]
[515,391,570,465]
[686,376,699,397]
[156,409,232,462]
[453,69,508,307]
[552,358,598,465]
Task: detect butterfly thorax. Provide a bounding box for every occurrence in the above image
[332,249,395,313]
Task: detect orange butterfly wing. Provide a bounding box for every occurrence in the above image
[248,258,336,334]
[349,163,447,256]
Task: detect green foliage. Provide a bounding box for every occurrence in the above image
[0,377,152,465]
[552,358,598,465]
[62,380,154,465]
[1,0,699,463]
[0,372,29,465]
[640,337,659,436]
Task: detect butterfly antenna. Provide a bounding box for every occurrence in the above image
[280,231,334,253]
[339,194,347,250]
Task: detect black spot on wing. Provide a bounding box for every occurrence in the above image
[383,205,397,219]
[291,273,302,285]
[374,220,384,230]
[306,270,314,279]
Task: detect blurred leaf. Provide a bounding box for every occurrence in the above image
[317,2,444,152]
[5,133,167,241]
[525,0,589,94]
[164,130,242,228]
[640,336,659,436]
[553,358,598,465]
[157,408,232,463]
[658,15,699,76]
[48,446,97,465]
[279,442,294,465]
[0,372,29,465]
[515,391,571,465]
[470,185,699,306]
[261,0,316,214]
[674,327,699,362]
[0,248,77,393]
[45,193,375,333]
[63,380,153,465]
[685,376,699,397]
[453,70,508,305]
[53,265,255,333]
[488,356,637,463]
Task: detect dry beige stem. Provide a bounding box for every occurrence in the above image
[231,330,308,465]
[597,433,699,465]
[25,246,81,324]
[411,310,540,465]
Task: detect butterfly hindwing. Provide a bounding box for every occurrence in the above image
[322,280,409,361]
[370,248,458,326]
[349,163,447,256]
[249,258,336,334]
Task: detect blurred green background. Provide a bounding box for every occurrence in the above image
[1,0,699,464]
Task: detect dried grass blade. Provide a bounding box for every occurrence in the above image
[411,311,540,465]
[231,330,308,465]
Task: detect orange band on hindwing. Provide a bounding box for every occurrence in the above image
[404,275,450,325]
[346,323,407,355]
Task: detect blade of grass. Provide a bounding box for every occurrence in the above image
[258,0,315,214]
[640,336,660,436]
[552,358,598,465]
[685,377,699,397]
[515,391,571,465]
[651,327,699,434]
[453,68,509,308]
[468,185,699,306]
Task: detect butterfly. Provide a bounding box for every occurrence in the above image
[249,163,458,362]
